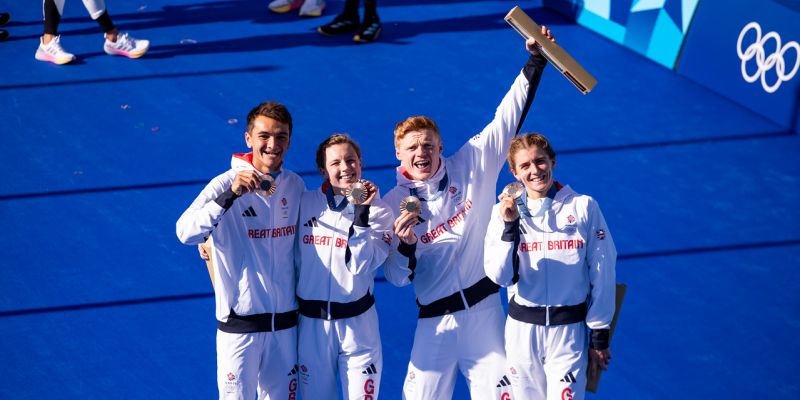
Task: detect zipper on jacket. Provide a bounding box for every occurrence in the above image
[446,195,469,310]
[326,207,340,320]
[543,224,550,327]
[266,192,276,315]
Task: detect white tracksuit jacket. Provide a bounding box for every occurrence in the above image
[484,185,616,400]
[295,186,393,305]
[176,153,305,323]
[382,55,547,305]
[484,184,616,333]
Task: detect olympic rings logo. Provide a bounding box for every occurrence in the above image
[737,21,799,93]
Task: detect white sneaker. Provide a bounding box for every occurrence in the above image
[35,36,75,65]
[299,0,325,17]
[104,32,149,58]
[268,0,304,13]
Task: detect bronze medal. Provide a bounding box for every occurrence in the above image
[345,180,369,205]
[399,195,422,214]
[502,181,525,199]
[258,174,277,197]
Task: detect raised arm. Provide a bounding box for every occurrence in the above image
[462,32,554,177]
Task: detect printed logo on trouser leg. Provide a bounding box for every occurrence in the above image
[224,372,241,394]
[361,363,378,399]
[559,370,577,400]
[404,370,417,394]
[496,374,512,399]
[287,365,298,400]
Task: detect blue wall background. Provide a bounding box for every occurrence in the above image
[544,0,799,137]
[678,0,799,134]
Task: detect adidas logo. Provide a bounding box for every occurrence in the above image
[304,217,319,227]
[560,371,577,383]
[496,375,511,387]
[362,363,377,375]
[288,365,298,376]
[242,206,257,217]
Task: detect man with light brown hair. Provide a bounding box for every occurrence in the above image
[382,30,555,400]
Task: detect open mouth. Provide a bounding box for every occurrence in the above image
[413,160,431,169]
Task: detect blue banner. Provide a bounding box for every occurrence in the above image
[678,0,799,133]
[543,0,701,69]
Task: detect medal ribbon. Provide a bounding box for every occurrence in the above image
[515,183,558,218]
[325,182,350,211]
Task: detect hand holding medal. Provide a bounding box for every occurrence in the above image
[344,179,377,205]
[394,195,422,245]
[499,182,523,222]
[232,170,268,196]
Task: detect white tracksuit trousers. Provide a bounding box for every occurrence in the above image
[216,328,299,400]
[402,295,512,400]
[505,319,588,400]
[298,306,382,400]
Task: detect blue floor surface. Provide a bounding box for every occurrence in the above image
[1,0,798,399]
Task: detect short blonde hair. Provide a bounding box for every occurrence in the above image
[393,116,441,148]
[507,133,556,172]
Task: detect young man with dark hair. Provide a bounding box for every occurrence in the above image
[177,101,305,400]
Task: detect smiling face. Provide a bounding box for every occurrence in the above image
[511,144,556,199]
[395,129,443,181]
[245,116,291,174]
[322,143,362,191]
